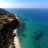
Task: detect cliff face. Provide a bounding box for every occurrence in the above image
[0,8,20,48]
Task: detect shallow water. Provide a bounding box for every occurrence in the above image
[5,8,48,48]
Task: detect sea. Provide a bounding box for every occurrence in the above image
[5,8,48,48]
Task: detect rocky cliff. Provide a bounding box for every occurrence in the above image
[0,8,20,48]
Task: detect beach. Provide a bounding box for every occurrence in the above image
[14,29,21,48]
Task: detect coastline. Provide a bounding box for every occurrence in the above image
[14,29,21,48]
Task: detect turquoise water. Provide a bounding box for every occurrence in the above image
[5,8,48,48]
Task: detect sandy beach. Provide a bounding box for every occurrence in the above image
[14,29,21,48]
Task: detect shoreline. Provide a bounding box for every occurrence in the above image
[14,29,21,48]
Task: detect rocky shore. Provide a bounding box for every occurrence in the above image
[0,8,20,48]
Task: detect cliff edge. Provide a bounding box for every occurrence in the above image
[0,8,20,48]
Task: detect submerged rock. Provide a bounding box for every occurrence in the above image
[17,22,26,36]
[21,33,26,37]
[0,8,20,48]
[34,33,43,40]
[20,18,28,21]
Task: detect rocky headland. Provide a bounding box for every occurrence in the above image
[0,8,20,48]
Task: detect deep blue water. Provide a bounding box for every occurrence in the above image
[5,8,48,48]
[5,8,48,23]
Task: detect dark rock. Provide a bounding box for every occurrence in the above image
[21,33,26,37]
[20,18,28,21]
[34,33,43,40]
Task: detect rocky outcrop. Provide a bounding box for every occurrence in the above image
[0,8,20,48]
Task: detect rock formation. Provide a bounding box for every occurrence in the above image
[34,33,43,40]
[0,8,20,48]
